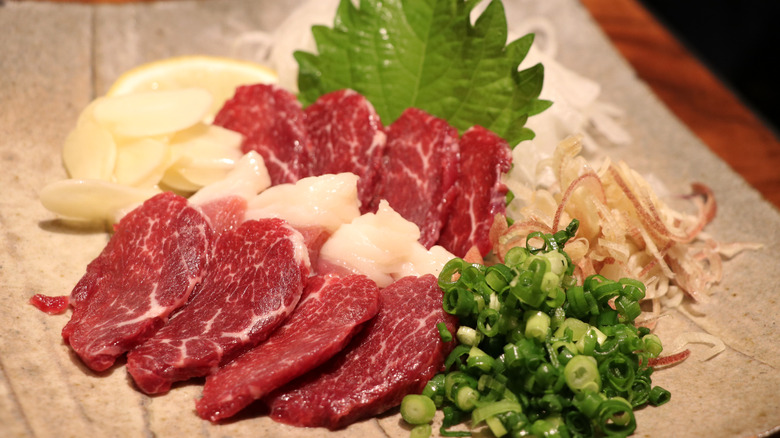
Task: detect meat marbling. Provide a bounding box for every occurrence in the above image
[196,274,380,422]
[305,89,386,211]
[370,108,460,248]
[126,218,310,394]
[214,84,310,185]
[61,192,213,372]
[437,125,512,257]
[267,274,457,430]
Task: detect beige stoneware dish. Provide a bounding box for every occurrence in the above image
[1,1,778,437]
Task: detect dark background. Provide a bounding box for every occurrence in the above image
[638,0,780,134]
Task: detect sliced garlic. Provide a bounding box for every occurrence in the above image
[169,122,243,154]
[113,137,169,188]
[62,117,117,180]
[91,88,213,137]
[39,179,159,222]
[163,123,243,189]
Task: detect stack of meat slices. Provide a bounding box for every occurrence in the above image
[32,83,515,429]
[216,84,513,259]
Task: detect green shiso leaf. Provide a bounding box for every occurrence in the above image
[294,0,552,146]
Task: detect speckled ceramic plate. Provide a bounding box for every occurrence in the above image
[1,1,779,437]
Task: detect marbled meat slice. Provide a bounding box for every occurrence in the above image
[267,274,457,430]
[370,108,459,248]
[437,125,512,257]
[214,84,310,185]
[126,218,310,394]
[305,89,386,211]
[61,192,213,372]
[196,274,380,422]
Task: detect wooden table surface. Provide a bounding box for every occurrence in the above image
[581,0,780,210]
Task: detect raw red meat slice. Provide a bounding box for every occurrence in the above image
[370,108,459,248]
[305,89,386,211]
[214,84,310,185]
[267,274,457,430]
[61,192,213,372]
[126,218,310,394]
[196,274,380,422]
[437,125,512,257]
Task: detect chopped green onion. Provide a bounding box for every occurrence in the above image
[597,397,636,436]
[438,429,471,438]
[524,310,551,341]
[530,417,568,438]
[477,308,500,337]
[572,390,604,418]
[555,318,590,341]
[409,424,432,438]
[526,231,547,254]
[505,189,515,206]
[466,346,495,373]
[544,250,569,276]
[539,393,565,414]
[485,264,513,292]
[504,246,530,267]
[564,355,601,393]
[615,295,642,322]
[649,386,672,406]
[565,285,589,318]
[597,309,620,327]
[629,375,651,407]
[441,405,464,429]
[423,219,668,438]
[643,334,663,357]
[400,394,436,425]
[534,362,559,390]
[437,322,453,343]
[540,271,560,294]
[551,307,566,331]
[545,286,566,308]
[443,287,476,317]
[455,326,482,347]
[422,373,446,407]
[444,345,470,371]
[590,278,622,304]
[459,265,485,288]
[576,327,606,355]
[485,416,508,437]
[438,258,467,291]
[471,399,523,426]
[600,354,636,393]
[619,277,646,301]
[444,371,477,402]
[565,409,594,436]
[453,385,479,411]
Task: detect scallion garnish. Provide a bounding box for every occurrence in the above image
[403,219,671,437]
